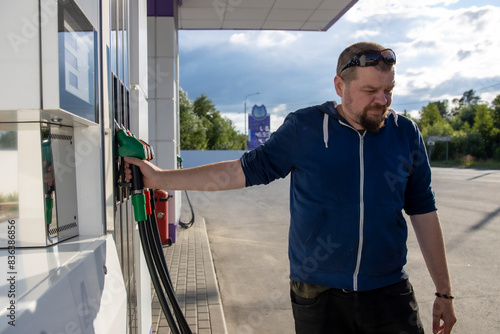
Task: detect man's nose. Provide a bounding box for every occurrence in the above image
[373,91,388,106]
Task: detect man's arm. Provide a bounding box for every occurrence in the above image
[410,211,457,334]
[124,157,246,191]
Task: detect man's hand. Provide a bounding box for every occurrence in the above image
[124,156,162,189]
[432,297,457,334]
[410,211,457,333]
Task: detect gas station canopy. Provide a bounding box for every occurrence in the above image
[178,0,358,31]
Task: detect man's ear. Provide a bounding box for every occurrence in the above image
[334,75,344,98]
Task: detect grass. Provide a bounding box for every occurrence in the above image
[430,158,500,169]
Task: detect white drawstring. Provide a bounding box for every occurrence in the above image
[323,113,329,148]
[322,103,396,150]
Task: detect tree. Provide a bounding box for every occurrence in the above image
[420,103,453,160]
[416,91,500,161]
[420,103,443,127]
[453,105,478,130]
[450,130,486,160]
[430,100,449,118]
[179,89,207,150]
[472,104,500,158]
[491,94,500,129]
[180,91,247,150]
[490,94,500,160]
[205,113,247,150]
[473,104,495,139]
[452,89,480,110]
[193,94,215,120]
[450,89,481,129]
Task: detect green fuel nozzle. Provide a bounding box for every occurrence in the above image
[115,126,148,160]
[115,122,153,222]
[131,183,147,222]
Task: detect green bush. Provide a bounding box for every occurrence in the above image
[450,131,486,160]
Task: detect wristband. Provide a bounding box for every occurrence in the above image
[435,292,455,300]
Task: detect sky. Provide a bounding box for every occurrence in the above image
[178,0,500,133]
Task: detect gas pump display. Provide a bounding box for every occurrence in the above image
[58,0,98,123]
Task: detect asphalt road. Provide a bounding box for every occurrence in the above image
[181,167,500,334]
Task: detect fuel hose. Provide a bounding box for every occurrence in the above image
[131,165,181,334]
[146,189,192,333]
[116,125,191,333]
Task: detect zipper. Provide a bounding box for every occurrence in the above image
[339,120,365,291]
[353,132,365,291]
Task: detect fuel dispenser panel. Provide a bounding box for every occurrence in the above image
[0,121,78,248]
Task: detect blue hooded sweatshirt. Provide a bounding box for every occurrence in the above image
[240,101,436,291]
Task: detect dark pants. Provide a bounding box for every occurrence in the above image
[291,279,424,334]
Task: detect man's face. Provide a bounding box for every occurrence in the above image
[335,66,396,132]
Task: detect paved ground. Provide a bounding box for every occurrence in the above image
[187,168,500,334]
[152,216,227,334]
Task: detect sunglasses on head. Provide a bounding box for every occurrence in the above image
[340,49,396,74]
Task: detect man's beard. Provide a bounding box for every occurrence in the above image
[359,104,388,133]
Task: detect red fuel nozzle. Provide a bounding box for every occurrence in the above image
[145,189,152,216]
[139,139,154,161]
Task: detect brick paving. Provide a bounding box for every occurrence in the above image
[151,217,227,334]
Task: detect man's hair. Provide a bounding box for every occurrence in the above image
[336,41,394,83]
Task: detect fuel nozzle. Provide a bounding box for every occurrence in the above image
[115,123,149,160]
[115,123,153,222]
[139,139,154,161]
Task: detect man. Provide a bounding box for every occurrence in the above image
[125,41,456,334]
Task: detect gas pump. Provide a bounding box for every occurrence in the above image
[115,124,192,334]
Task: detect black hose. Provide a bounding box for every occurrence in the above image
[138,220,180,334]
[131,166,184,333]
[147,190,192,334]
[179,190,195,229]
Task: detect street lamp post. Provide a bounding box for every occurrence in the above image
[244,92,260,137]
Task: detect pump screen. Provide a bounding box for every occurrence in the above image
[58,0,98,123]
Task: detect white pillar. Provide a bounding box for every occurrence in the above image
[147,15,181,226]
[129,0,149,141]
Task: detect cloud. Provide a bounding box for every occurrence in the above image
[179,30,235,52]
[457,50,472,61]
[340,2,500,112]
[393,72,500,115]
[343,0,459,23]
[229,31,300,48]
[413,41,437,49]
[461,8,489,25]
[269,104,288,131]
[351,29,380,39]
[387,4,500,102]
[179,1,500,129]
[229,32,249,45]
